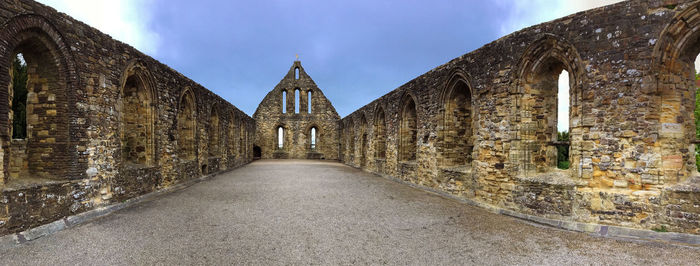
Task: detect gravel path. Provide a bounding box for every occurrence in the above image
[1,160,698,265]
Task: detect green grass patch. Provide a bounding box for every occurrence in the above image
[652,225,668,233]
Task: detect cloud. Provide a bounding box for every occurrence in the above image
[36,0,160,56]
[496,0,623,37]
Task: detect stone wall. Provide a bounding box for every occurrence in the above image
[0,0,255,236]
[253,61,340,160]
[340,0,700,235]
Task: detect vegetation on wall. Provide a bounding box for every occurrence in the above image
[557,131,570,170]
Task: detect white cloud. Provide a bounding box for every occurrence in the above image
[36,0,160,56]
[497,0,624,37]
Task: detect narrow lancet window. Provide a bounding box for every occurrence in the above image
[278,127,283,148]
[295,89,300,113]
[11,53,27,139]
[308,91,312,114]
[311,127,317,150]
[557,70,570,169]
[282,90,287,113]
[295,67,299,80]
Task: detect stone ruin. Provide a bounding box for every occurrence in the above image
[1,0,700,238]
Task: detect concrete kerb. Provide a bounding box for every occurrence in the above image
[367,168,700,247]
[0,165,242,251]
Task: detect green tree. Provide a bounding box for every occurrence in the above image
[12,54,27,139]
[557,131,570,169]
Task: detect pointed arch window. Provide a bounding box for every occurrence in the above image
[294,88,300,113]
[178,89,196,160]
[399,97,417,162]
[121,67,155,166]
[374,107,387,159]
[277,126,284,149]
[439,77,472,168]
[282,90,287,114]
[308,90,312,114]
[310,127,317,150]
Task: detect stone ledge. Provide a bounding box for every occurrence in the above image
[0,163,246,252]
[369,167,700,247]
[515,171,584,187]
[665,176,700,193]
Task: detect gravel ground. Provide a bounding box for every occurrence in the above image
[1,159,698,265]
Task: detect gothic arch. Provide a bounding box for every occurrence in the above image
[208,104,221,157]
[650,2,700,182]
[513,34,585,175]
[177,87,197,160]
[398,92,418,162]
[0,14,82,180]
[438,69,475,168]
[119,60,157,167]
[373,103,388,160]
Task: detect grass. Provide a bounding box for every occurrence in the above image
[652,225,668,233]
[557,161,570,170]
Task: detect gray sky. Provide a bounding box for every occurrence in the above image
[37,0,622,131]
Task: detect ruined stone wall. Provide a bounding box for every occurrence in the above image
[340,0,700,234]
[0,0,255,236]
[253,61,340,160]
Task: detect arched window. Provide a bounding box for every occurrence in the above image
[277,126,284,149]
[295,88,300,113]
[209,107,220,157]
[121,66,154,166]
[514,36,583,176]
[239,122,244,156]
[282,90,287,114]
[399,96,417,161]
[359,115,368,167]
[295,67,300,80]
[228,119,235,158]
[440,77,472,168]
[347,119,355,160]
[178,89,196,160]
[11,53,27,140]
[3,20,76,180]
[557,70,571,169]
[310,127,317,150]
[374,107,387,159]
[308,90,312,114]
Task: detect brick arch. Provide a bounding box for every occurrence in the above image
[0,14,83,181]
[119,60,157,167]
[650,2,700,182]
[512,34,585,176]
